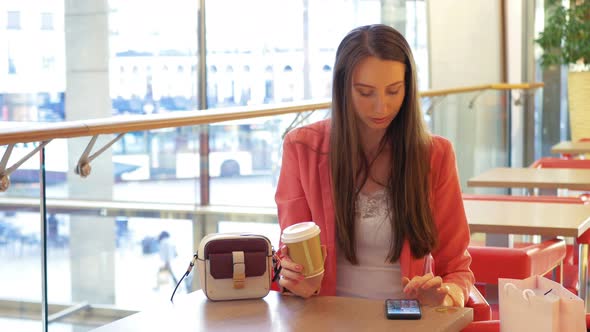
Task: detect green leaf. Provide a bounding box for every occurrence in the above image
[538,0,590,68]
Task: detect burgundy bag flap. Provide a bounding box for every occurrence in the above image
[208,251,267,279]
[204,237,269,256]
[204,237,270,279]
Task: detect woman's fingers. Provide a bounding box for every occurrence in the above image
[403,273,433,295]
[279,245,304,280]
[420,275,443,290]
[280,267,305,281]
[280,245,289,257]
[279,272,322,298]
[402,274,452,306]
[279,278,304,296]
[402,275,462,307]
[279,276,298,287]
[437,285,450,295]
[278,244,326,299]
[402,277,410,287]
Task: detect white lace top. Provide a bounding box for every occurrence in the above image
[335,188,404,300]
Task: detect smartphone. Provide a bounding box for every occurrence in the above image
[385,298,422,320]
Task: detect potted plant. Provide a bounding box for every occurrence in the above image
[536,0,590,141]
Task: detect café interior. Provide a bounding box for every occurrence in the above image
[0,0,589,331]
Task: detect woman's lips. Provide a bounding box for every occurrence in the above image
[371,117,389,124]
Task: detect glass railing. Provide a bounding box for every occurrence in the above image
[427,89,508,194]
[0,83,543,331]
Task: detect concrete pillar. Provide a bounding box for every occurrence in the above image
[505,0,525,168]
[427,0,503,191]
[64,0,116,305]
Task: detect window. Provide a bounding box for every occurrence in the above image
[264,66,274,103]
[8,57,16,74]
[41,56,56,70]
[41,12,54,30]
[7,11,21,30]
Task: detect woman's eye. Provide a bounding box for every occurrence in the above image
[358,90,373,97]
[387,89,400,95]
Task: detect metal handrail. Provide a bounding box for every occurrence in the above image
[0,82,544,146]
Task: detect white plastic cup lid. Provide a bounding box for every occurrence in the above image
[281,222,321,243]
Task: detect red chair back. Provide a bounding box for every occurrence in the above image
[469,239,566,284]
[462,193,587,204]
[529,157,590,169]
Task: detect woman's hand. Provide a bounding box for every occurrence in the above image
[401,273,464,307]
[278,245,324,298]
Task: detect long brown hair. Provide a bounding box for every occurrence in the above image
[330,24,436,264]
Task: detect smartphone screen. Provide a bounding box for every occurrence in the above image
[385,299,422,320]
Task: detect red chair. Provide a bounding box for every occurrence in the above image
[462,193,587,204]
[469,239,566,285]
[526,157,590,294]
[463,194,571,319]
[466,286,492,322]
[461,189,589,331]
[461,320,500,332]
[529,157,590,169]
[527,156,590,203]
[469,238,566,314]
[464,193,587,294]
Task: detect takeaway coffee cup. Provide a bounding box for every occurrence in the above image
[281,222,324,278]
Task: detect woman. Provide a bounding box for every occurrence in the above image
[275,24,474,307]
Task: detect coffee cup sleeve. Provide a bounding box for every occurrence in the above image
[278,245,327,297]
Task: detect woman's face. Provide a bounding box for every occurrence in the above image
[350,56,406,138]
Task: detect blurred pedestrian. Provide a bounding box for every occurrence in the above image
[155,231,178,290]
[47,214,58,247]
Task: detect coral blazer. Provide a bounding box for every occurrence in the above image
[275,119,474,302]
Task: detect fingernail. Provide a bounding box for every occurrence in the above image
[296,265,303,271]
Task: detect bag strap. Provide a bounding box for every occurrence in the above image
[272,248,282,283]
[170,252,198,303]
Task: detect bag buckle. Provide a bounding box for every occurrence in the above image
[232,251,245,289]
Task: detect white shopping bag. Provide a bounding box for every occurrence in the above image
[498,275,585,332]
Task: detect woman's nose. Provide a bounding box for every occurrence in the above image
[374,95,387,114]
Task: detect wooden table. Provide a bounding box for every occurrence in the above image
[464,199,590,311]
[552,141,590,155]
[467,167,590,191]
[90,291,473,332]
[465,200,590,237]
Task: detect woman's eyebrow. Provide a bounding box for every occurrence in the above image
[388,81,404,87]
[353,81,403,88]
[353,83,375,88]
